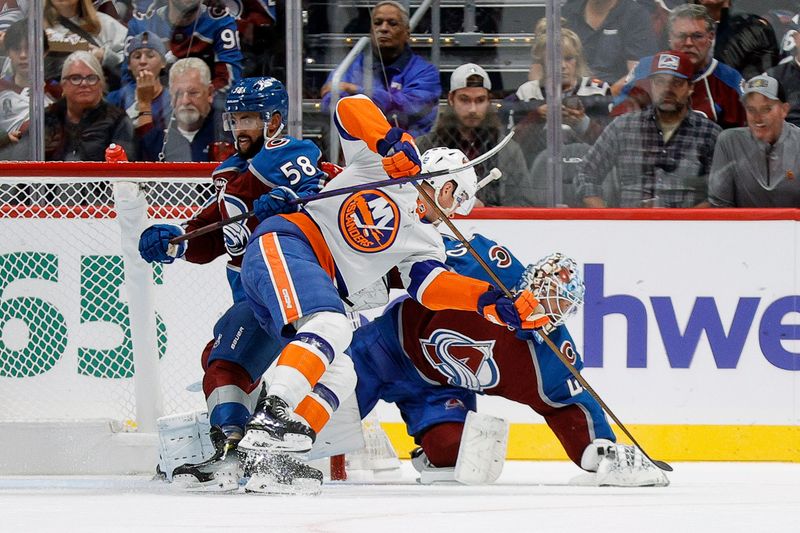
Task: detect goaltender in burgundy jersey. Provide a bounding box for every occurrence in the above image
[351,234,614,467]
[184,137,326,302]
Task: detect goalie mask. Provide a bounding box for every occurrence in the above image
[420,147,479,217]
[516,253,584,328]
[223,77,288,144]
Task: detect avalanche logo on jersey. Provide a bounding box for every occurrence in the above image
[220,193,251,256]
[338,190,400,253]
[487,245,512,267]
[420,329,499,391]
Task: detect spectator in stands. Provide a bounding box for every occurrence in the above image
[0,0,28,49]
[320,0,440,137]
[0,20,57,159]
[125,0,243,99]
[139,57,232,162]
[107,32,172,150]
[44,0,127,90]
[613,3,746,129]
[692,0,779,80]
[709,74,800,207]
[43,50,134,161]
[768,26,800,127]
[575,50,721,208]
[505,21,612,167]
[416,63,534,207]
[558,0,656,93]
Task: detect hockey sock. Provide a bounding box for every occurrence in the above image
[204,359,259,430]
[420,422,465,468]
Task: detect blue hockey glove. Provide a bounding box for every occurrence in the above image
[138,224,186,264]
[477,289,550,330]
[253,186,301,222]
[376,127,421,178]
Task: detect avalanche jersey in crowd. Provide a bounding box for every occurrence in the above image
[184,136,326,301]
[612,57,745,129]
[125,4,243,93]
[296,94,446,298]
[0,78,55,133]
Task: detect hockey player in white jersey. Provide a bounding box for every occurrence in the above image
[236,94,550,493]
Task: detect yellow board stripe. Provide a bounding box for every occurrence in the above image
[380,423,800,462]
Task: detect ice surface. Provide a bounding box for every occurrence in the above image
[1,461,798,533]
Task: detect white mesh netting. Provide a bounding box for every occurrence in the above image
[0,169,231,426]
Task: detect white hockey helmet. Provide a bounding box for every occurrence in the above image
[516,253,585,327]
[420,147,479,216]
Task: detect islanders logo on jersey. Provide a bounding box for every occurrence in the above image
[420,329,499,392]
[338,190,400,253]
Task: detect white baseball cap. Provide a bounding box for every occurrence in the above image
[450,63,491,92]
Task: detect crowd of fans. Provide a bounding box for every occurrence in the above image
[1,0,798,207]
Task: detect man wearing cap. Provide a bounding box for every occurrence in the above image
[320,0,441,137]
[709,74,800,207]
[576,50,721,207]
[107,32,170,140]
[415,63,535,207]
[613,4,746,130]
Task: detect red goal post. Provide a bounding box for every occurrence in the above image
[0,162,229,474]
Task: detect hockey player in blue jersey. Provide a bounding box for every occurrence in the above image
[138,77,330,491]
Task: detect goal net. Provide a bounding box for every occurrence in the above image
[0,162,230,474]
[0,162,400,479]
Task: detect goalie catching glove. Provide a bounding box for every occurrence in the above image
[253,186,303,222]
[139,224,186,264]
[377,127,422,178]
[477,289,550,330]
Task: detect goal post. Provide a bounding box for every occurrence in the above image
[0,162,227,474]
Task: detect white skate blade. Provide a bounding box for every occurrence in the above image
[244,474,322,496]
[239,430,313,454]
[418,466,457,485]
[171,472,240,493]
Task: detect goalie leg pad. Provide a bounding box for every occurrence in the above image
[453,411,509,485]
[157,411,215,481]
[414,413,509,485]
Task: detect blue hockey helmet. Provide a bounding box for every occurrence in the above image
[223,77,288,134]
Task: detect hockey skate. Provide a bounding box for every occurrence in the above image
[238,394,316,454]
[410,447,456,485]
[243,452,324,495]
[595,444,670,487]
[573,442,670,487]
[171,426,242,492]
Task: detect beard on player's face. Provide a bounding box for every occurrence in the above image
[237,133,264,159]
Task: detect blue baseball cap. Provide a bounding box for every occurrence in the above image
[125,32,167,59]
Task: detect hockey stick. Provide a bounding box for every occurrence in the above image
[421,188,673,473]
[169,129,516,245]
